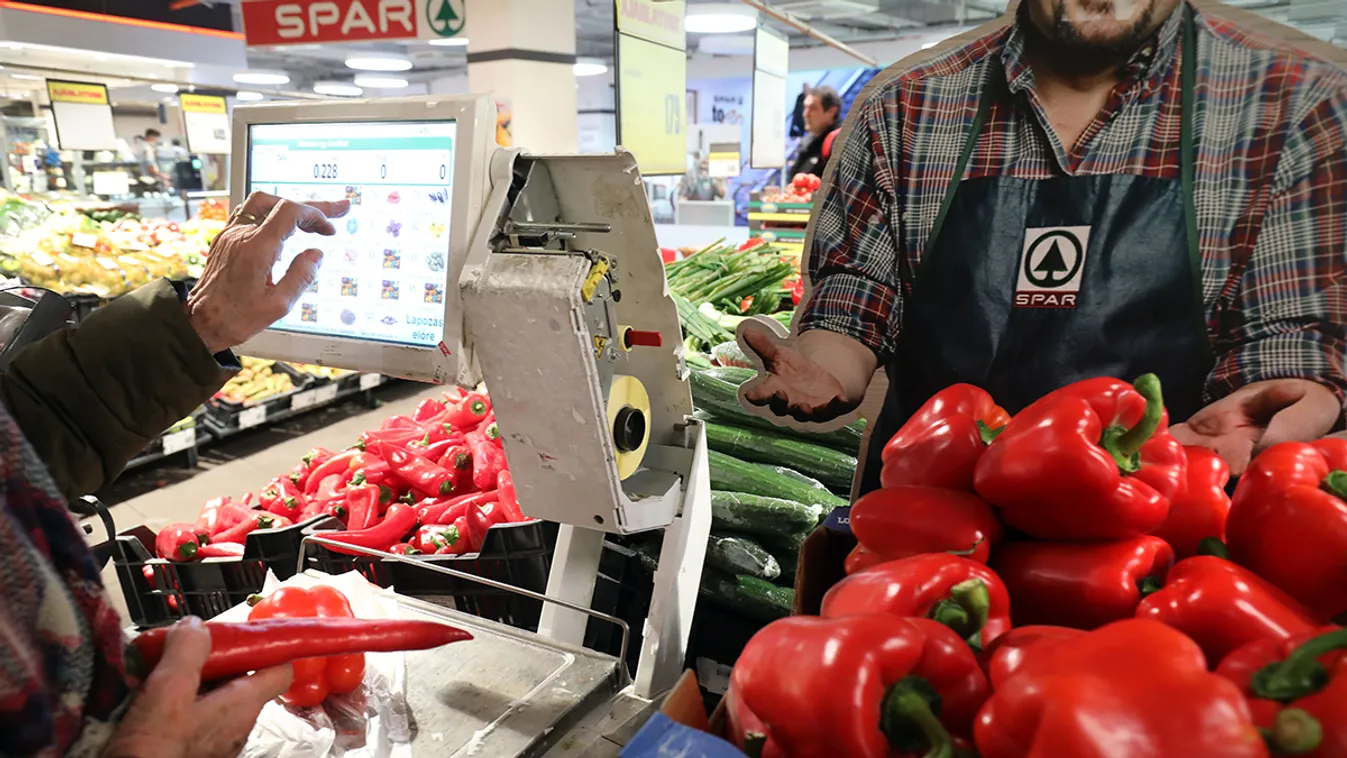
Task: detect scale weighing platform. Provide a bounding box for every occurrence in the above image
[230,93,715,755]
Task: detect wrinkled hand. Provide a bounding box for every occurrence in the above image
[187,192,349,354]
[104,617,292,758]
[1170,379,1341,475]
[740,320,855,423]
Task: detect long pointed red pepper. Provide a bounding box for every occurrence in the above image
[320,503,418,554]
[497,470,525,522]
[304,450,359,495]
[380,444,457,497]
[130,618,472,682]
[447,391,491,430]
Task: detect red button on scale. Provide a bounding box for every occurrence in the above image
[624,330,663,348]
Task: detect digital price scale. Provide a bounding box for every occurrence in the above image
[229,94,713,755]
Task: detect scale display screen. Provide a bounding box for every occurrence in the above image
[246,120,456,347]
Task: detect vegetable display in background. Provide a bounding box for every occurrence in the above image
[1225,438,1347,619]
[1150,445,1231,560]
[665,241,796,327]
[1135,554,1325,663]
[974,374,1185,541]
[991,536,1174,630]
[729,615,989,758]
[974,619,1269,758]
[821,553,1012,651]
[849,486,1001,565]
[881,384,1010,491]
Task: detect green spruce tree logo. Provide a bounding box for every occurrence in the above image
[427,0,465,37]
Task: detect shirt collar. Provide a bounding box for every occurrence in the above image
[1001,1,1185,97]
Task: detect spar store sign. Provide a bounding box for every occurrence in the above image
[241,0,465,46]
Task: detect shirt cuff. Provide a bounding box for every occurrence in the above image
[796,272,896,363]
[1208,333,1347,430]
[168,278,240,370]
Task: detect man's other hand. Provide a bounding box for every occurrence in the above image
[1170,379,1341,475]
[740,321,862,423]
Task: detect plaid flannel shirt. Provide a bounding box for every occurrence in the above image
[800,2,1347,410]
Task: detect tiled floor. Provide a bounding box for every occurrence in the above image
[83,383,445,625]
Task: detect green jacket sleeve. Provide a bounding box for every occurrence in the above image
[0,279,235,500]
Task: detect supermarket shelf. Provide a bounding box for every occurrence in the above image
[747,212,812,224]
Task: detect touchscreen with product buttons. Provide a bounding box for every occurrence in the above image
[246,120,455,348]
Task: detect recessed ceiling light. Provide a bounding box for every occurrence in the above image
[234,70,290,85]
[11,74,41,80]
[686,4,758,34]
[151,83,180,93]
[344,55,412,72]
[353,75,408,89]
[313,81,364,97]
[428,37,469,47]
[573,59,608,77]
[235,91,265,102]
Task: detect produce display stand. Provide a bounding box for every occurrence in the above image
[747,190,812,256]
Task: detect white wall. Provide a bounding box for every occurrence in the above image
[684,27,975,80]
[577,70,614,154]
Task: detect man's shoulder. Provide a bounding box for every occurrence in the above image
[1198,4,1347,110]
[854,22,1008,113]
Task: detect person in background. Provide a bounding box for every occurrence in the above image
[0,192,349,757]
[786,85,841,179]
[789,82,808,138]
[677,157,727,202]
[130,128,168,185]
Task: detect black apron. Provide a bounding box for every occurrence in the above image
[846,7,1212,517]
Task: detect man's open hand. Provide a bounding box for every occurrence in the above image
[740,320,857,423]
[1170,379,1341,475]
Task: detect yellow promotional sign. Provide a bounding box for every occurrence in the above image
[47,80,109,106]
[615,0,686,176]
[614,0,685,50]
[179,94,227,115]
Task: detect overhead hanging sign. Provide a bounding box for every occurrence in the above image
[615,0,686,176]
[751,27,788,169]
[240,0,465,46]
[180,94,231,154]
[45,79,116,151]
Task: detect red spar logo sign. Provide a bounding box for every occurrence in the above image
[242,0,418,46]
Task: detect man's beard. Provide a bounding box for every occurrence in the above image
[1020,0,1161,74]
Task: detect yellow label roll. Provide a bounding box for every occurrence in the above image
[607,374,651,480]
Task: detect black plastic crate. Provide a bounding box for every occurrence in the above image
[202,362,314,435]
[112,514,338,629]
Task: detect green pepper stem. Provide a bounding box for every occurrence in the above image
[1268,708,1323,754]
[879,678,954,758]
[1196,537,1230,560]
[927,579,991,652]
[1101,373,1165,467]
[1323,470,1347,501]
[1252,628,1347,701]
[1135,576,1163,597]
[977,421,1004,445]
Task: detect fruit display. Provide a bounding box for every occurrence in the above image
[195,198,228,222]
[666,239,799,352]
[213,357,296,406]
[760,173,819,204]
[708,371,1347,757]
[288,362,355,381]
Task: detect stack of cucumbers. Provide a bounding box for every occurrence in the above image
[633,364,863,626]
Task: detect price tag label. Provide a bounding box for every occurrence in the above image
[161,429,196,455]
[239,405,267,429]
[290,390,318,411]
[359,373,382,390]
[695,657,732,695]
[314,384,338,404]
[71,232,99,249]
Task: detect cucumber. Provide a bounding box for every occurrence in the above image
[705,421,857,489]
[710,340,753,368]
[689,369,864,453]
[703,366,756,384]
[722,529,800,586]
[711,491,822,536]
[706,534,780,580]
[709,450,846,510]
[685,352,713,370]
[700,571,794,622]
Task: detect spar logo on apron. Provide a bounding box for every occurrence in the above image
[1014,226,1091,308]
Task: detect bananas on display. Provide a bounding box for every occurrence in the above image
[214,357,295,406]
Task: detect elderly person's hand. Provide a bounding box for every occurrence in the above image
[187,192,349,354]
[1170,378,1341,475]
[103,618,292,758]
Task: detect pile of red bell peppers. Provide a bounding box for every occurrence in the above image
[152,387,534,564]
[726,374,1347,758]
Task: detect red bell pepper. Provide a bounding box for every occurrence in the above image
[1136,554,1323,663]
[1217,628,1347,756]
[496,470,525,522]
[156,523,204,561]
[820,553,1011,650]
[414,398,446,422]
[1227,438,1347,620]
[246,585,364,706]
[471,439,507,491]
[844,543,889,575]
[1151,445,1231,560]
[381,444,457,497]
[850,486,1001,565]
[344,482,380,531]
[973,374,1185,541]
[730,614,990,757]
[304,449,359,495]
[880,384,1010,492]
[320,503,418,555]
[974,619,1268,758]
[197,542,247,558]
[991,536,1174,630]
[790,277,804,306]
[446,391,491,430]
[978,625,1084,690]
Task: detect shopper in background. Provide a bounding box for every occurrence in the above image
[745,0,1347,487]
[0,192,348,757]
[130,128,168,185]
[677,157,727,202]
[785,85,840,179]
